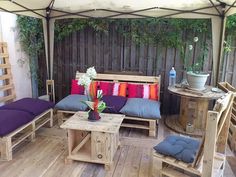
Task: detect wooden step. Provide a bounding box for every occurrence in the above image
[121,123,149,130]
[0,84,13,91]
[232,114,236,122]
[232,107,236,113]
[160,167,191,177]
[0,64,10,69]
[0,42,7,47]
[0,94,15,103]
[0,74,12,80]
[0,53,9,58]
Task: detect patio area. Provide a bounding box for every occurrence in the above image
[0,119,235,177]
[1,1,236,177]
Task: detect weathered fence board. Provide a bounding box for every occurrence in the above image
[38,24,217,115]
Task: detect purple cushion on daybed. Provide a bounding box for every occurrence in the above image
[0,110,34,136]
[0,98,54,116]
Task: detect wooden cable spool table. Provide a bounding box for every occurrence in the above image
[166,85,225,136]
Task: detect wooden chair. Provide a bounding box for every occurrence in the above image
[152,92,234,177]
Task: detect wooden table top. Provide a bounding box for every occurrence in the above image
[60,111,125,133]
[168,85,226,100]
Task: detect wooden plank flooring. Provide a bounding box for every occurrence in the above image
[0,118,235,177]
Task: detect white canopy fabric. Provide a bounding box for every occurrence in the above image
[1,0,236,84]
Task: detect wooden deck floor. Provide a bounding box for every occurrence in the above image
[0,119,235,177]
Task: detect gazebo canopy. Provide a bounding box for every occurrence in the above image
[1,0,236,84]
[1,0,236,19]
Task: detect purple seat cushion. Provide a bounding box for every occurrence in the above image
[102,95,127,113]
[0,98,54,116]
[0,110,34,136]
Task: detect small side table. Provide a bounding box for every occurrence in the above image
[167,85,225,135]
[60,111,125,170]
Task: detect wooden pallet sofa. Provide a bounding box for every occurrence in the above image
[152,92,234,177]
[0,98,54,161]
[56,71,161,137]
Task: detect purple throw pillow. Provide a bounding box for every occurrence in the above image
[0,110,34,136]
[102,95,127,113]
[0,98,54,116]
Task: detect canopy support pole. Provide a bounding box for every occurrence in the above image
[211,15,226,85]
[42,19,49,79]
[49,18,55,80]
[42,14,55,80]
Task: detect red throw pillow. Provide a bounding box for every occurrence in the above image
[128,84,144,98]
[71,79,85,95]
[99,81,115,96]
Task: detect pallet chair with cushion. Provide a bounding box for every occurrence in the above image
[152,92,234,177]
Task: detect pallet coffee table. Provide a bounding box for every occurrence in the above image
[60,111,125,169]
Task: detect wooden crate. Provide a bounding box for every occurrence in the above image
[218,82,236,151]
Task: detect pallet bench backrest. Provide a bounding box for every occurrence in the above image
[193,92,234,176]
[75,71,161,101]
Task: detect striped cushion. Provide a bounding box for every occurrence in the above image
[113,82,127,97]
[98,82,128,97]
[127,83,159,100]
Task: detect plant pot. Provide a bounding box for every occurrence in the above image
[186,71,209,90]
[88,110,101,121]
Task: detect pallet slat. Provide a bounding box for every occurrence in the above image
[0,94,15,103]
[0,74,12,80]
[0,53,9,58]
[121,123,149,130]
[0,42,15,104]
[0,64,10,69]
[160,167,191,177]
[0,84,13,91]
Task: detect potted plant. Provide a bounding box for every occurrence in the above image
[181,37,209,90]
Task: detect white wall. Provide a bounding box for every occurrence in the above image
[0,12,32,100]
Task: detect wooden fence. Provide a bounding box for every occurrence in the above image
[38,25,214,115]
[220,37,236,86]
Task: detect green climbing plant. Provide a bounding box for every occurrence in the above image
[16,16,44,98]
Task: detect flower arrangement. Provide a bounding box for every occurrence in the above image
[78,66,106,121]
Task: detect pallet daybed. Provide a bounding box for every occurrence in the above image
[152,92,234,177]
[0,42,54,161]
[57,71,161,137]
[0,108,53,161]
